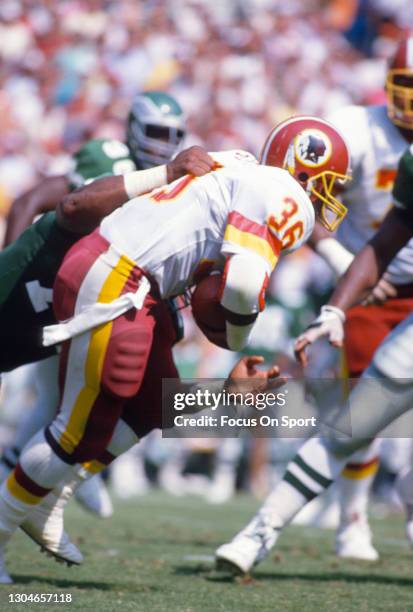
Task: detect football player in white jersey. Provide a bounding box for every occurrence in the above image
[0,116,351,582]
[215,145,413,575]
[309,37,413,561]
[0,91,192,522]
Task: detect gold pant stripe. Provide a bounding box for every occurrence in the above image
[82,460,106,475]
[341,461,379,480]
[6,473,43,505]
[59,253,135,454]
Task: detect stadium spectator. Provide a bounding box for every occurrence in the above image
[0,0,407,214]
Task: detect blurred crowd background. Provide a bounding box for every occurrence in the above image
[1,0,413,211]
[0,0,412,511]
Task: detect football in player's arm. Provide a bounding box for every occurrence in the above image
[0,116,352,584]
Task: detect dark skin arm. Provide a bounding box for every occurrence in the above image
[56,175,127,235]
[328,208,413,311]
[308,219,330,248]
[294,208,413,365]
[57,145,216,235]
[5,146,215,241]
[4,175,69,245]
[309,219,397,305]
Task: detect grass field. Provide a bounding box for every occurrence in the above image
[2,491,412,612]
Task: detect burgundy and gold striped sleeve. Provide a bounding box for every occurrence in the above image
[222,211,282,274]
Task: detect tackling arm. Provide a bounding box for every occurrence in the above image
[57,146,215,235]
[329,208,413,311]
[4,175,69,246]
[311,218,398,306]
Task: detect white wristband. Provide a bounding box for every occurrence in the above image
[123,165,167,199]
[315,238,354,277]
[320,304,346,323]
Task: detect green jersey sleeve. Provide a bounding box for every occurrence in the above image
[393,146,413,230]
[68,139,136,190]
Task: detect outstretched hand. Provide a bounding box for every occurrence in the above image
[167,146,215,182]
[225,355,286,396]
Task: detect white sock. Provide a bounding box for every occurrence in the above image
[338,439,380,526]
[261,436,346,528]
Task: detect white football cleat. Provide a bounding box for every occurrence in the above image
[336,518,379,561]
[75,474,113,518]
[21,483,83,566]
[215,513,279,574]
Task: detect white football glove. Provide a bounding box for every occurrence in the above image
[294,305,345,366]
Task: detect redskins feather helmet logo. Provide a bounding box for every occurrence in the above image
[294,129,332,168]
[261,115,351,232]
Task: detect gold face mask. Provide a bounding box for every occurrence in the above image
[386,68,413,130]
[309,171,350,232]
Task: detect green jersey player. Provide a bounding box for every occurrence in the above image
[0,92,213,372]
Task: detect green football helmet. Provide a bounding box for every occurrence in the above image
[126,91,186,169]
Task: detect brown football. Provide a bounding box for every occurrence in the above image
[191,274,229,349]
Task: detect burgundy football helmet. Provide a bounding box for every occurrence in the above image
[261,116,351,231]
[386,37,413,130]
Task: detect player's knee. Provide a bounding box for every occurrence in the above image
[48,416,107,464]
[101,328,151,398]
[371,342,413,382]
[369,313,413,380]
[324,431,370,458]
[70,446,103,464]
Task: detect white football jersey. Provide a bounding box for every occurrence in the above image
[327,104,413,283]
[100,150,314,298]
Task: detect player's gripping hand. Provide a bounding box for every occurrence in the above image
[167,146,215,182]
[294,305,345,367]
[362,272,397,306]
[225,356,286,396]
